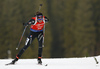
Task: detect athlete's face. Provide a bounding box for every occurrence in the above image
[37,15,43,23]
[37,17,43,23]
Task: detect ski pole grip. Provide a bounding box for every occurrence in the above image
[40,4,42,6]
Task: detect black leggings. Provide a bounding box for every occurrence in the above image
[17,31,43,58]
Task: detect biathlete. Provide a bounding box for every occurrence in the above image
[11,12,49,65]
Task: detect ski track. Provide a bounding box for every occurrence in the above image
[0,56,100,69]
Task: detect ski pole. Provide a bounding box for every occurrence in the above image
[94,57,99,64]
[39,4,45,47]
[16,26,27,50]
[39,4,43,12]
[42,24,45,47]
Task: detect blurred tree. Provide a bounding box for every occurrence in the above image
[0,0,100,59]
[47,0,78,57]
[73,0,96,57]
[91,0,100,56]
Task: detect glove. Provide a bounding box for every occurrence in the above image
[23,23,28,26]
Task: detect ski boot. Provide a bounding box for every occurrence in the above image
[38,57,42,65]
[5,58,18,65]
[11,58,18,64]
[11,55,19,64]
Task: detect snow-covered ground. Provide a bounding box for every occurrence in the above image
[0,56,100,69]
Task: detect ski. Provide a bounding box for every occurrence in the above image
[5,62,48,66]
[5,62,15,66]
[44,64,48,66]
[37,63,48,66]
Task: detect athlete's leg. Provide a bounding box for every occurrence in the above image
[12,31,35,64]
[37,32,43,64]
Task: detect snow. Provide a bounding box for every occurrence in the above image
[0,56,100,69]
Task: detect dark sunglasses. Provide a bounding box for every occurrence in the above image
[37,18,43,20]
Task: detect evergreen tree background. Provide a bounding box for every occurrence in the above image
[0,0,100,59]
